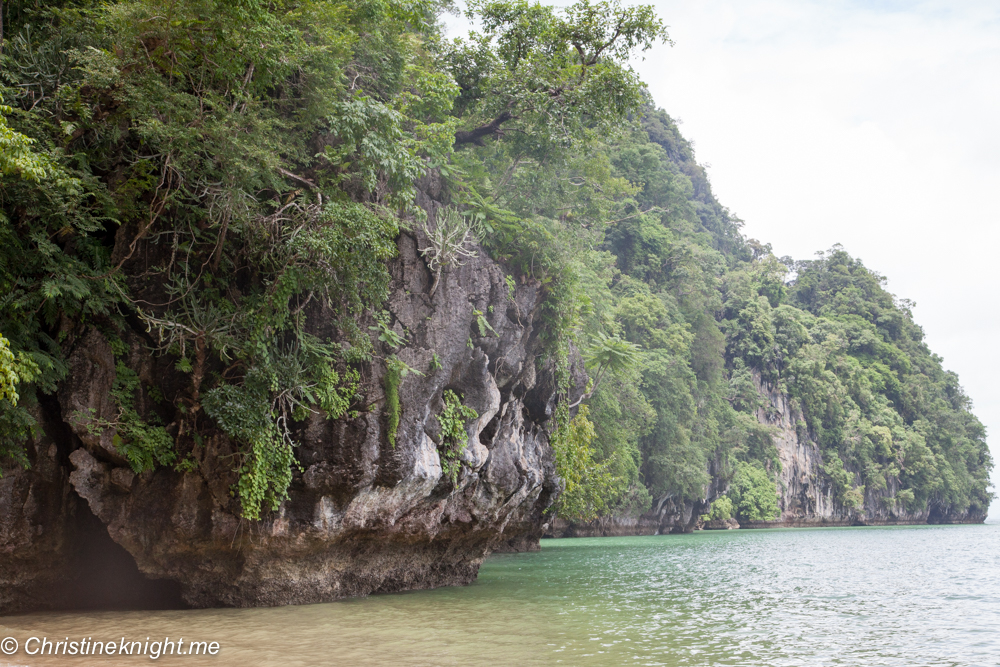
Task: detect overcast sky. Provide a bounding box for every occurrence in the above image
[446,1,1000,514]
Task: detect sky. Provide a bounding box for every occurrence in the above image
[445,1,1000,515]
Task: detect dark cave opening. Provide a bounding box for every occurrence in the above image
[55,497,188,611]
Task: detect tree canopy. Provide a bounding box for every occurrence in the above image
[449,0,668,148]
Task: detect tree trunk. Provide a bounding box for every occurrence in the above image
[453,111,513,148]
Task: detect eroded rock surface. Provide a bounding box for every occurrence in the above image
[546,496,702,538]
[1,188,561,613]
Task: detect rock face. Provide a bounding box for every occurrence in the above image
[546,496,704,538]
[548,371,986,538]
[3,183,982,613]
[0,402,79,614]
[0,181,562,614]
[744,374,986,528]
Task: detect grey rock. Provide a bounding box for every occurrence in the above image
[0,179,562,613]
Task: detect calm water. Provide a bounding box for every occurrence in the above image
[3,523,999,666]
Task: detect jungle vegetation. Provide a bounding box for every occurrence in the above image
[0,0,991,521]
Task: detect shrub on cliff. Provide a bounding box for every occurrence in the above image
[551,405,631,521]
[0,0,446,515]
[727,462,780,523]
[703,496,734,522]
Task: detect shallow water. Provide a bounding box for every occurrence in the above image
[3,523,999,666]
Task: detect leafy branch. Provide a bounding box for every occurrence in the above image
[418,206,479,297]
[569,331,641,408]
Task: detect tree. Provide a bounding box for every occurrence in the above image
[728,462,780,522]
[447,0,670,149]
[552,405,630,520]
[571,331,641,407]
[0,98,48,180]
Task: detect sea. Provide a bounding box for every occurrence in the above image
[2,522,998,666]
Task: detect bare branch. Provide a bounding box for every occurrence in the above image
[453,110,514,147]
[278,167,318,190]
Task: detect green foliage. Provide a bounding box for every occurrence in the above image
[702,496,733,522]
[198,337,359,519]
[0,99,49,181]
[473,309,497,337]
[450,0,669,151]
[706,242,992,517]
[770,248,993,515]
[0,332,38,471]
[73,359,175,474]
[822,452,863,509]
[383,355,423,448]
[200,335,360,519]
[727,462,780,523]
[384,360,403,449]
[727,358,763,414]
[0,401,35,472]
[202,370,293,520]
[584,332,642,384]
[587,366,655,516]
[370,312,406,349]
[0,335,19,406]
[175,454,200,473]
[0,0,418,517]
[551,405,632,521]
[436,389,478,484]
[320,97,427,211]
[106,363,176,473]
[895,488,916,510]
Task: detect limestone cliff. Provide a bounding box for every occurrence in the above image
[744,374,986,528]
[547,371,986,539]
[0,181,564,614]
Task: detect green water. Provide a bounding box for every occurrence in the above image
[3,523,999,666]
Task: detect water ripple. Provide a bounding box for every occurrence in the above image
[2,524,998,666]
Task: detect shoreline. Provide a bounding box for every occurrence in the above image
[543,513,988,539]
